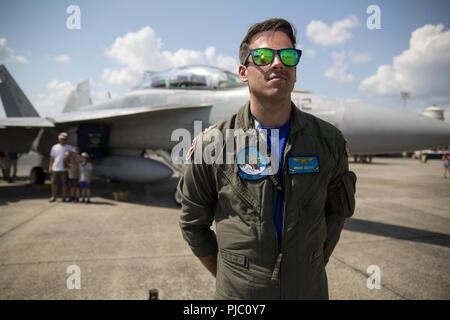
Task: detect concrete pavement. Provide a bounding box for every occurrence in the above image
[0,155,449,299]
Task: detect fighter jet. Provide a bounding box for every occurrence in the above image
[1,64,450,200]
[125,65,450,156]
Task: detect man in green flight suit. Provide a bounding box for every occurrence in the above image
[178,18,357,299]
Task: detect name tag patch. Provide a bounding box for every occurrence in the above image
[288,156,320,174]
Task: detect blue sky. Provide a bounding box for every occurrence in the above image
[0,0,449,116]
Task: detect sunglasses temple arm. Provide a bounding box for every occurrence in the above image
[242,51,252,65]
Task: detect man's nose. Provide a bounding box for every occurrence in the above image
[271,52,284,69]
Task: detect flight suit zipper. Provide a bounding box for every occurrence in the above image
[271,132,293,287]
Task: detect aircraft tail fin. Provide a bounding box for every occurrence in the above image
[0,64,40,117]
[62,80,92,113]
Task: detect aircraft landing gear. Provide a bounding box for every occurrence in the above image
[30,166,45,185]
[353,155,373,163]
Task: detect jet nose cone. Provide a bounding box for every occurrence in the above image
[341,104,450,154]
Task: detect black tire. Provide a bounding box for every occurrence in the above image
[30,167,45,185]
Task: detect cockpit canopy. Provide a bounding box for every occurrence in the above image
[136,65,245,90]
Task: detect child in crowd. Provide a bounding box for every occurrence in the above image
[443,154,450,179]
[79,152,93,203]
[65,148,81,203]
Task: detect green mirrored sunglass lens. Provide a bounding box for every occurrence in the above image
[253,49,274,65]
[280,50,298,66]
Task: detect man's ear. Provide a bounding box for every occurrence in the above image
[238,64,248,83]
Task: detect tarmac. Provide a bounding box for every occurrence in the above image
[0,154,449,300]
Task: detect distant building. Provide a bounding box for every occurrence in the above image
[416,105,449,161]
[422,105,445,121]
[444,107,450,123]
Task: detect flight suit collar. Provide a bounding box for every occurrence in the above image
[237,100,308,134]
[235,101,252,131]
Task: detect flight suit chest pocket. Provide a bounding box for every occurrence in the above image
[288,154,331,208]
[216,168,261,225]
[290,171,328,212]
[284,175,328,243]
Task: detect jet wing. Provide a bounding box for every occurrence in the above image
[1,104,212,153]
[40,103,213,151]
[0,117,54,128]
[0,117,55,153]
[50,104,211,126]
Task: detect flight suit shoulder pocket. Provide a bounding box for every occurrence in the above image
[327,171,356,218]
[220,248,249,268]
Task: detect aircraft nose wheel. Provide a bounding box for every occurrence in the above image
[30,167,45,185]
[174,188,182,206]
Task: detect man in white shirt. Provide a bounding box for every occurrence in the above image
[48,132,73,202]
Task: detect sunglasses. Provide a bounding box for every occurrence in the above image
[243,48,302,67]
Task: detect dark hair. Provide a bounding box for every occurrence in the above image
[239,18,297,64]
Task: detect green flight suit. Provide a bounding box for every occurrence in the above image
[178,102,357,299]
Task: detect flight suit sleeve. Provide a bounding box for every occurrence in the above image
[178,139,218,258]
[323,131,357,265]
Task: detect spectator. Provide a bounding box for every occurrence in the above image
[9,152,20,179]
[49,132,73,202]
[442,153,450,179]
[79,152,93,204]
[0,152,12,183]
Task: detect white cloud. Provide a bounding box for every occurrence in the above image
[325,51,353,82]
[35,78,120,116]
[102,68,139,86]
[35,80,74,116]
[14,56,28,64]
[102,26,239,86]
[304,48,316,58]
[360,24,450,104]
[348,50,371,64]
[55,54,71,64]
[306,16,358,46]
[325,50,371,83]
[0,37,29,64]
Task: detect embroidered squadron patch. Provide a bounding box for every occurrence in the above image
[237,146,270,180]
[288,156,320,174]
